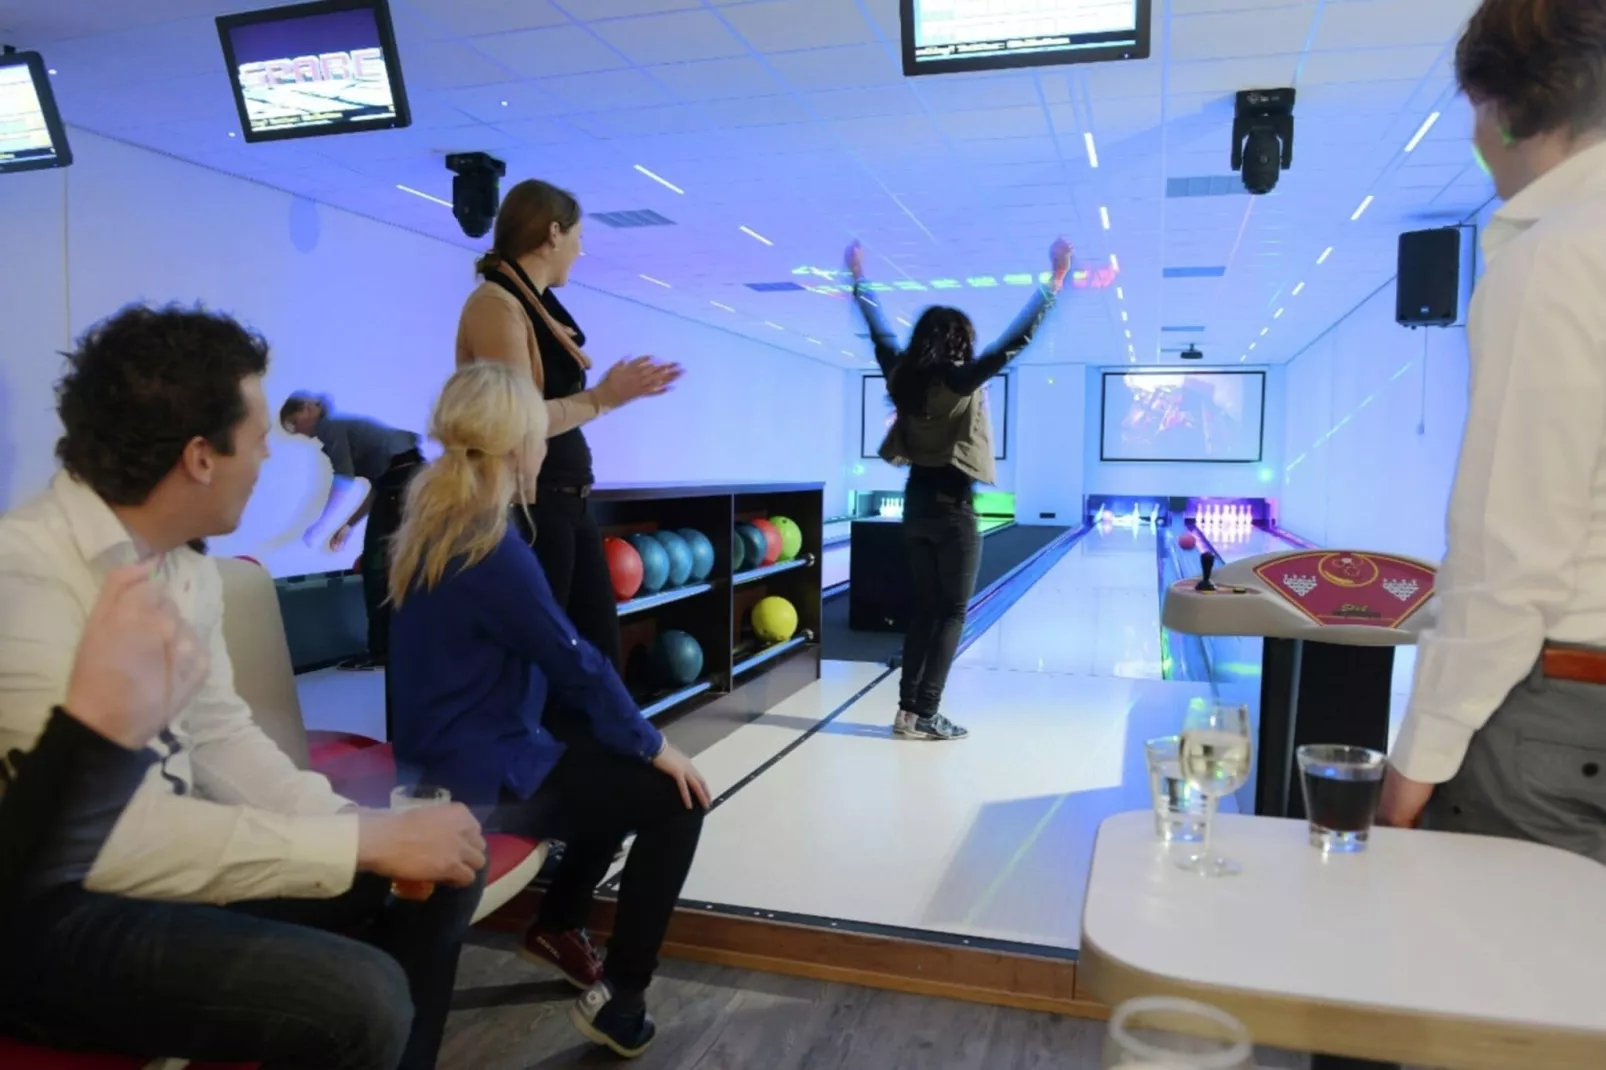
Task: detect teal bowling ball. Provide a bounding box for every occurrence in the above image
[652,529,694,588]
[735,522,767,573]
[652,629,704,687]
[732,528,748,571]
[626,533,671,594]
[677,528,716,582]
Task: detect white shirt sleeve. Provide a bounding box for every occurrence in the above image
[0,550,359,903]
[1393,234,1606,783]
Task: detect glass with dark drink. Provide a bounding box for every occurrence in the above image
[1295,745,1385,853]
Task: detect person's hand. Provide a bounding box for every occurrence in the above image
[1049,237,1073,287]
[599,356,683,406]
[1376,765,1435,828]
[328,525,352,553]
[65,563,209,750]
[844,240,865,281]
[357,805,487,887]
[652,743,712,810]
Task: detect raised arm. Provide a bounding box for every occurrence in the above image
[845,241,903,377]
[947,237,1073,395]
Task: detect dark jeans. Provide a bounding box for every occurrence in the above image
[489,742,703,994]
[514,490,622,743]
[899,500,982,718]
[0,871,482,1070]
[362,451,425,660]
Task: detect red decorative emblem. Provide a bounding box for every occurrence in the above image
[1254,552,1435,628]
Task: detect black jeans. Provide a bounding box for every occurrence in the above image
[488,742,703,994]
[514,490,622,743]
[361,451,425,660]
[0,870,483,1070]
[899,500,982,718]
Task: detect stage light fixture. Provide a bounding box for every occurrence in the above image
[1231,88,1295,195]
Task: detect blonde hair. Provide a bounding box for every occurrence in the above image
[389,362,548,606]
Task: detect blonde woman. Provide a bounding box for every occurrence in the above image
[387,362,709,1059]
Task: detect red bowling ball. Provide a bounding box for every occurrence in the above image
[750,518,783,566]
[604,536,645,601]
[1179,533,1198,551]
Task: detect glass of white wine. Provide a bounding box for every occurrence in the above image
[1176,703,1252,877]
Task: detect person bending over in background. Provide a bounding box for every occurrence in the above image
[455,179,680,732]
[0,304,486,1070]
[0,564,208,917]
[849,237,1072,741]
[389,361,708,1060]
[1378,0,1606,864]
[281,392,424,674]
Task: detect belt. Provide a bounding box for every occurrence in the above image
[539,484,591,498]
[1541,643,1606,685]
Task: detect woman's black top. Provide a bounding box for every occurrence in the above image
[486,264,595,489]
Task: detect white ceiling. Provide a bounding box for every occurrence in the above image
[4,0,1491,369]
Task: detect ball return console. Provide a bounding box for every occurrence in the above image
[1163,549,1437,821]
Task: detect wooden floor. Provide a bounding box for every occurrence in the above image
[442,930,1310,1070]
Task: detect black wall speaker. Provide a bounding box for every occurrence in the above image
[1396,228,1462,327]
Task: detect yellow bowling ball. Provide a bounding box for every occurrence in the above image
[751,596,798,644]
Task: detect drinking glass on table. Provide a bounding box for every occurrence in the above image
[1176,703,1252,877]
[1297,744,1386,853]
[1145,735,1208,843]
[1103,996,1254,1069]
[389,783,451,901]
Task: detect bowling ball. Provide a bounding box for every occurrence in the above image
[769,516,803,561]
[651,529,693,588]
[626,533,671,595]
[750,518,782,566]
[1178,533,1197,551]
[652,629,704,687]
[731,527,748,572]
[735,522,767,572]
[751,596,798,644]
[677,528,716,582]
[603,537,645,601]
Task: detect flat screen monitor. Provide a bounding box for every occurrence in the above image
[862,373,1008,461]
[901,0,1151,77]
[217,0,410,143]
[1101,370,1265,463]
[0,51,72,173]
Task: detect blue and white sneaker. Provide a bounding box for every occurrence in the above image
[909,713,969,741]
[893,710,921,737]
[571,981,656,1058]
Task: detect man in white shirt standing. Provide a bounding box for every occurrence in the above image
[0,304,488,1069]
[1380,0,1606,864]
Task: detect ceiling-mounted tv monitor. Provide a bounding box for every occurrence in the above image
[217,0,410,143]
[901,0,1152,77]
[0,50,72,173]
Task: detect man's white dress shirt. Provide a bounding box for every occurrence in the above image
[0,473,359,902]
[1395,139,1606,783]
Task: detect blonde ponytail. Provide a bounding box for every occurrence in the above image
[389,362,549,606]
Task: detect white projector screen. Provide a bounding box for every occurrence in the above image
[1101,370,1265,463]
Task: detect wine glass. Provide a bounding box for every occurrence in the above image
[1103,996,1254,1069]
[1176,702,1252,877]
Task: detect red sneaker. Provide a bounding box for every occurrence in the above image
[520,927,603,990]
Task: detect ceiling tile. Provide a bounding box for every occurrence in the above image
[589,10,748,65]
[470,25,630,78]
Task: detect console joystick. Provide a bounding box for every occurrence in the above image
[1196,553,1218,593]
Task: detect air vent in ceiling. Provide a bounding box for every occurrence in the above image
[1161,325,1206,332]
[745,281,807,292]
[590,209,674,228]
[1163,266,1227,279]
[1166,175,1243,198]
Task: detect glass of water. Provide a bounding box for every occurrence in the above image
[1176,704,1252,877]
[1103,996,1254,1069]
[389,783,451,901]
[1144,735,1208,843]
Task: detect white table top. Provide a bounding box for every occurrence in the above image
[1082,811,1606,1036]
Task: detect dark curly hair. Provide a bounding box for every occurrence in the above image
[55,304,270,506]
[1456,0,1606,139]
[888,306,976,418]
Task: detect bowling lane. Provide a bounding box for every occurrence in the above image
[956,519,1164,678]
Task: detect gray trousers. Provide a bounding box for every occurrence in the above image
[1423,658,1606,864]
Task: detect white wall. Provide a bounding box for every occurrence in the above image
[1013,366,1085,523]
[1279,286,1469,560]
[1083,366,1285,502]
[0,131,848,575]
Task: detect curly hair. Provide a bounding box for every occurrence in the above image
[1456,0,1606,139]
[55,304,270,506]
[888,306,976,418]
